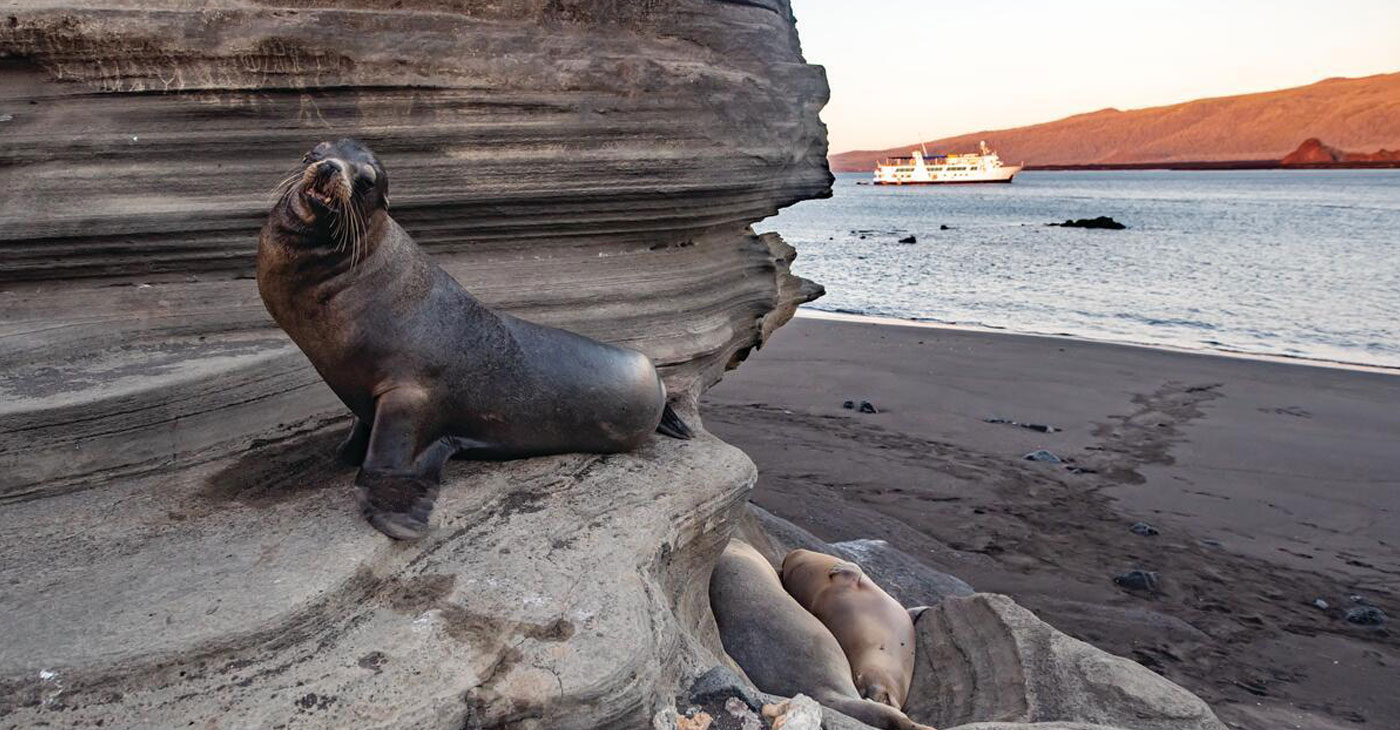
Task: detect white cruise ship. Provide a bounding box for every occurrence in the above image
[872,141,1022,185]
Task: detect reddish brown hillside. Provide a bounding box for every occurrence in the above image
[831,72,1400,171]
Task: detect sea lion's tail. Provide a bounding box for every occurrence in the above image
[656,403,693,440]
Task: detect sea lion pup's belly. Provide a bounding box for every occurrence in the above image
[709,541,934,730]
[780,549,917,710]
[256,137,690,541]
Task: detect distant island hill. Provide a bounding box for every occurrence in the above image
[830,71,1400,171]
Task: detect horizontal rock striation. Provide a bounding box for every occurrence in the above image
[0,0,830,500]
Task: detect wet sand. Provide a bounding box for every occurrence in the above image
[701,312,1400,730]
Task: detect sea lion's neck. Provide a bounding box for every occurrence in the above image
[266,205,392,284]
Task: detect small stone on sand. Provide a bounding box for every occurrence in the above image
[1130,521,1160,537]
[1113,569,1160,593]
[1024,449,1062,463]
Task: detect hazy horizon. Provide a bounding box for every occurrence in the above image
[796,0,1400,154]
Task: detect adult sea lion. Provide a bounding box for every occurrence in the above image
[709,540,934,730]
[257,138,690,540]
[781,549,917,709]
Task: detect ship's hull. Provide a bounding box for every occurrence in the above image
[873,165,1022,185]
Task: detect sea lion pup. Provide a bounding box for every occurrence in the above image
[257,138,691,540]
[709,540,935,730]
[781,549,916,709]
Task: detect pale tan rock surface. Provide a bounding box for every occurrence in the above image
[905,594,1227,730]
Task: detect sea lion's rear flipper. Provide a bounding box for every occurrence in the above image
[656,402,693,440]
[860,682,896,708]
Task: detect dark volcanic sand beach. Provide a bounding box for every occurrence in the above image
[701,313,1400,730]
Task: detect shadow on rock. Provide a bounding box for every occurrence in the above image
[203,427,353,507]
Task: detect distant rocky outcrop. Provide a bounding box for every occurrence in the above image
[1280,137,1400,166]
[1048,216,1126,230]
[831,72,1400,170]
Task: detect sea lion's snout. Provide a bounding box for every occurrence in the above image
[302,158,349,210]
[290,138,389,214]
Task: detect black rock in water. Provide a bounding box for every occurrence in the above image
[1130,521,1160,537]
[1113,569,1161,593]
[898,235,917,244]
[1050,216,1126,230]
[842,400,855,410]
[858,400,879,414]
[1023,449,1062,463]
[940,224,951,230]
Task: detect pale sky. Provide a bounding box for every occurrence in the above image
[794,0,1400,153]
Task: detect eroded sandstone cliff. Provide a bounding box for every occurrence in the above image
[0,0,829,498]
[1,2,825,728]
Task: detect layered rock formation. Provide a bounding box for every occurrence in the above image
[0,0,829,499]
[1,2,827,728]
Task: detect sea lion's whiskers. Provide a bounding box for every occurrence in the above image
[268,167,305,202]
[350,195,367,270]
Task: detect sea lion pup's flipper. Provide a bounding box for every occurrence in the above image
[861,682,897,708]
[822,695,935,730]
[656,402,693,440]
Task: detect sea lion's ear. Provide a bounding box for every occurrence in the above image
[828,561,863,582]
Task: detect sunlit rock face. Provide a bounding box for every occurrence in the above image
[0,0,829,498]
[0,3,827,729]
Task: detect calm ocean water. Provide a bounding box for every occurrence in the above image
[757,170,1400,369]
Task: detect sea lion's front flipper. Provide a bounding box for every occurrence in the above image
[656,402,693,440]
[354,387,447,541]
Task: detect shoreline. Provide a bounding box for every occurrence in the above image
[703,315,1400,730]
[830,162,1400,173]
[795,307,1400,376]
